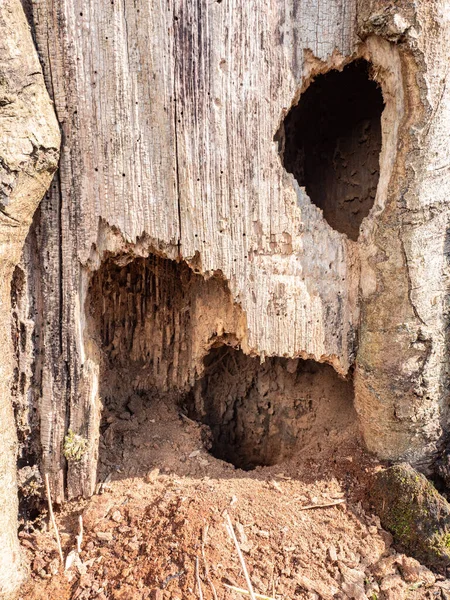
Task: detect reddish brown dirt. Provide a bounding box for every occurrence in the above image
[19,395,449,600]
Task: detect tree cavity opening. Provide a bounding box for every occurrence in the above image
[279,59,384,241]
[185,346,355,471]
[86,253,355,477]
[86,252,245,480]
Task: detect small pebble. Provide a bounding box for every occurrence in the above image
[111,510,122,523]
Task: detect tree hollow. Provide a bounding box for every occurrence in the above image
[280,59,384,240]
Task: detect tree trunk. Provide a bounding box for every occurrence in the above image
[3,0,450,595]
[0,2,59,597]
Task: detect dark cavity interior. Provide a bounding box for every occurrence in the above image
[87,253,355,473]
[279,59,384,241]
[185,346,354,470]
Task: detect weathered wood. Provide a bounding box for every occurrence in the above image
[0,1,59,596]
[355,2,450,467]
[26,0,361,500]
[13,0,450,508]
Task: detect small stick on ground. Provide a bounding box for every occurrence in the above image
[225,513,257,600]
[271,563,276,599]
[179,412,198,426]
[202,525,218,600]
[76,515,83,553]
[44,473,64,565]
[223,583,278,600]
[195,556,204,600]
[269,480,283,494]
[299,499,346,511]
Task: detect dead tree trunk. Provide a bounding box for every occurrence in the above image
[19,0,450,491]
[3,0,450,595]
[0,2,59,596]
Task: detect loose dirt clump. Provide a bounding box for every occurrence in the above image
[18,392,450,600]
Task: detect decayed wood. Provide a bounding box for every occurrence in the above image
[26,0,361,501]
[14,0,450,506]
[355,1,450,466]
[0,1,59,596]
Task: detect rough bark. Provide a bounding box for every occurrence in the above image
[12,0,450,522]
[0,2,59,597]
[19,0,363,502]
[355,1,450,467]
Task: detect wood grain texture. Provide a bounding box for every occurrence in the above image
[0,0,59,594]
[19,0,450,499]
[26,0,361,498]
[173,0,359,364]
[32,0,359,365]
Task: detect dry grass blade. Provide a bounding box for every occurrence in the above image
[44,473,64,565]
[225,512,257,600]
[299,499,346,511]
[195,556,204,600]
[223,583,278,600]
[271,563,276,598]
[202,525,218,600]
[76,514,83,553]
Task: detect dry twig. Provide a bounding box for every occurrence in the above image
[271,563,276,598]
[298,499,346,511]
[76,515,83,553]
[223,583,278,600]
[44,473,64,565]
[179,412,197,426]
[195,556,204,600]
[202,525,219,600]
[225,513,257,600]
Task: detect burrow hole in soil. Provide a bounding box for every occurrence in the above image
[88,253,355,472]
[278,59,385,241]
[184,346,354,470]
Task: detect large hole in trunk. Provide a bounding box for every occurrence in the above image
[86,253,245,479]
[86,253,355,477]
[184,346,354,470]
[279,59,384,241]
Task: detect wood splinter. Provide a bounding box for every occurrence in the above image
[44,473,64,565]
[223,583,278,600]
[299,499,346,511]
[224,512,257,600]
[76,515,83,553]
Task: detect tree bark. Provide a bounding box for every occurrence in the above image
[17,0,450,492]
[3,0,450,594]
[355,1,450,468]
[0,2,59,597]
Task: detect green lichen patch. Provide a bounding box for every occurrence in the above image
[63,429,88,462]
[370,463,450,570]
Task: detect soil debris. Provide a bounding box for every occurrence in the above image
[19,396,450,600]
